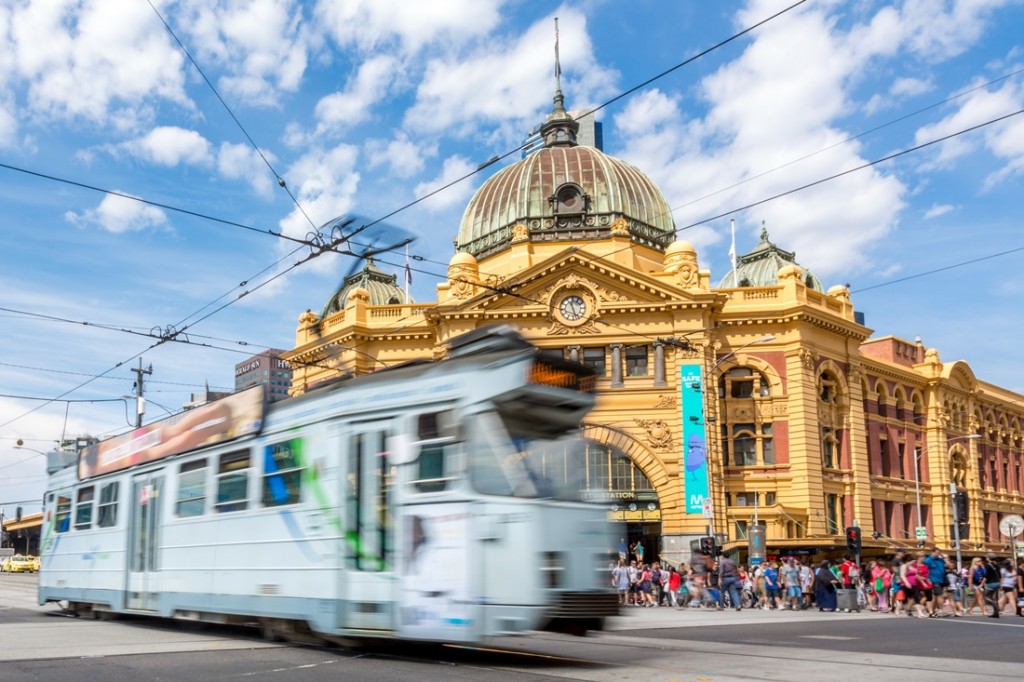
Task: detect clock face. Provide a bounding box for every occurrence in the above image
[559,294,586,322]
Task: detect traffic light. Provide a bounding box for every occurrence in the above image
[845,526,862,554]
[954,491,969,522]
[698,536,717,556]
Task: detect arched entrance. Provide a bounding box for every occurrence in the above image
[579,424,662,563]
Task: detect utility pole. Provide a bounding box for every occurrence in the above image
[131,360,153,428]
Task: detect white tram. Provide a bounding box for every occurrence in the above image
[39,325,618,642]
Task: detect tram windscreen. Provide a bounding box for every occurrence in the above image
[467,411,586,501]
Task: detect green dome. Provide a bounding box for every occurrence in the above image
[718,224,824,292]
[321,260,412,317]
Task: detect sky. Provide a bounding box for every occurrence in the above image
[2,0,1024,512]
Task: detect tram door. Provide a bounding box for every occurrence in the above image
[341,422,395,631]
[126,472,164,611]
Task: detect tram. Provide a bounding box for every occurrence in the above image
[38,325,618,642]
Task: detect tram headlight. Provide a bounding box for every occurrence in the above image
[539,551,565,589]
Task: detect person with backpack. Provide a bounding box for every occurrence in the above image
[982,553,1002,618]
[923,549,949,616]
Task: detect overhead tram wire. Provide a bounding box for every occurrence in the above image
[850,243,1024,294]
[146,0,318,233]
[663,66,1024,218]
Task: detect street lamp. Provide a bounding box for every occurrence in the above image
[704,335,776,537]
[912,434,980,570]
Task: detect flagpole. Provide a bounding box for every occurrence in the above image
[729,219,738,286]
[404,243,411,303]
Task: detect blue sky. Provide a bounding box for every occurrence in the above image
[2,0,1024,511]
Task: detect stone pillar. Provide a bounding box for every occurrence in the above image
[653,341,667,387]
[610,343,624,387]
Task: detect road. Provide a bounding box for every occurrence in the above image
[2,574,1023,681]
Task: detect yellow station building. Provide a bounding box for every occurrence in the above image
[283,88,1024,565]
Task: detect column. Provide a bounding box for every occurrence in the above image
[610,343,623,388]
[653,341,666,387]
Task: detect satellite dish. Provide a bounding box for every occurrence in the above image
[999,514,1024,538]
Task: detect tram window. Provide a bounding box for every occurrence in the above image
[216,450,250,513]
[413,412,452,493]
[176,458,208,517]
[55,494,72,533]
[262,439,303,507]
[97,482,119,528]
[74,486,95,530]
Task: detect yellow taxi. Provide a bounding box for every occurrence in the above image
[27,556,40,572]
[1,555,36,573]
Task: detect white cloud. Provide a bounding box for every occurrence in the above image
[123,126,213,166]
[314,55,398,136]
[914,77,1024,171]
[924,203,956,219]
[315,0,504,53]
[891,76,933,98]
[614,2,908,279]
[365,132,436,179]
[176,0,311,106]
[10,0,189,123]
[413,155,477,212]
[65,193,169,233]
[405,9,618,135]
[217,142,277,197]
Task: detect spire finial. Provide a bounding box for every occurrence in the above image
[760,220,769,242]
[540,17,578,147]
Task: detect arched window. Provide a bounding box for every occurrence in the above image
[719,366,771,399]
[583,441,653,493]
[718,365,774,467]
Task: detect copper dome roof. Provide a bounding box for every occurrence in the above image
[455,137,676,260]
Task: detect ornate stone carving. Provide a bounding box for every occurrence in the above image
[799,349,818,371]
[448,266,477,299]
[654,395,677,409]
[610,217,630,237]
[547,319,601,336]
[511,223,529,243]
[950,454,968,488]
[675,261,699,288]
[635,419,673,450]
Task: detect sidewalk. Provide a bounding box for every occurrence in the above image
[605,603,880,631]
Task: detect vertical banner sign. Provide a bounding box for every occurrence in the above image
[680,363,708,514]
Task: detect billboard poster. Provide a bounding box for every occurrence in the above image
[680,363,709,514]
[79,385,265,479]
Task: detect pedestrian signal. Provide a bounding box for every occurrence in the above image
[845,526,862,554]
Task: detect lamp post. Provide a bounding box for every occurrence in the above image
[703,335,775,538]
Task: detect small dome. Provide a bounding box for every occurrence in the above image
[449,251,478,267]
[321,260,412,317]
[718,224,824,292]
[665,240,696,256]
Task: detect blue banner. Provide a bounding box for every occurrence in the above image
[680,364,708,514]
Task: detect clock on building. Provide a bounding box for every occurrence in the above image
[558,294,587,322]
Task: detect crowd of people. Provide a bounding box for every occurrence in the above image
[609,547,1024,618]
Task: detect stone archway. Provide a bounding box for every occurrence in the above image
[579,423,668,562]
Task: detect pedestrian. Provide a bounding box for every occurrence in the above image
[764,561,781,609]
[813,560,839,612]
[780,558,802,610]
[1017,558,1024,617]
[998,558,1016,616]
[982,553,1002,618]
[718,555,743,611]
[627,560,639,605]
[667,566,681,607]
[965,557,986,615]
[923,549,947,616]
[799,560,814,609]
[870,559,892,612]
[611,560,630,605]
